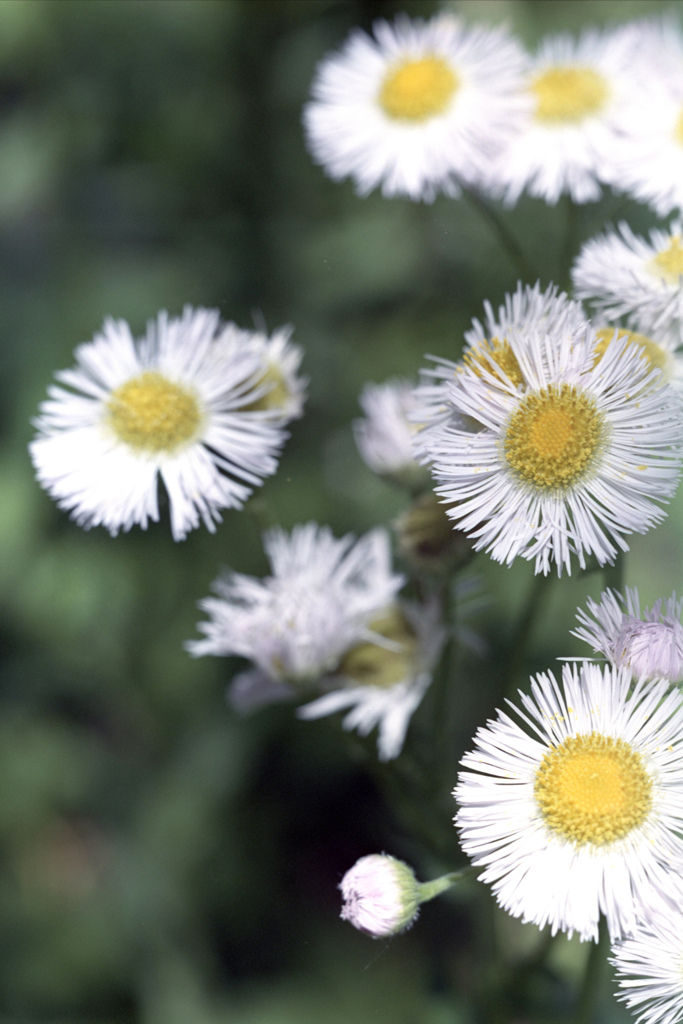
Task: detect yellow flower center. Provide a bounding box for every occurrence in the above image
[339,606,417,689]
[504,384,604,490]
[462,337,524,387]
[534,732,652,846]
[674,106,683,146]
[106,371,203,453]
[593,327,669,374]
[379,56,459,122]
[532,66,608,124]
[650,235,683,284]
[241,363,291,413]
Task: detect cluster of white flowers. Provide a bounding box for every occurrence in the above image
[304,11,683,211]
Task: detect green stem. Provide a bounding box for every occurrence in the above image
[559,192,581,293]
[418,867,475,903]
[573,917,608,1024]
[504,571,555,701]
[461,187,537,283]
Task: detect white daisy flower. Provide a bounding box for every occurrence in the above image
[187,523,404,705]
[353,379,431,490]
[612,901,683,1024]
[228,323,306,422]
[30,307,300,541]
[573,587,683,684]
[303,13,527,202]
[411,282,591,457]
[455,662,683,942]
[590,323,683,391]
[603,17,683,217]
[298,601,446,762]
[487,25,646,206]
[572,221,683,348]
[421,324,683,576]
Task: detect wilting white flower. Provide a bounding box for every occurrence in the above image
[612,900,683,1024]
[339,854,421,937]
[411,282,590,455]
[30,308,302,540]
[304,12,527,201]
[188,523,404,707]
[573,588,683,684]
[455,662,683,942]
[420,323,683,575]
[298,599,446,761]
[572,221,683,348]
[354,379,430,489]
[486,25,647,205]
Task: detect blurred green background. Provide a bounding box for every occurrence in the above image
[1,1,682,1021]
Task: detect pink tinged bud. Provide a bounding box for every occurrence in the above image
[339,854,421,938]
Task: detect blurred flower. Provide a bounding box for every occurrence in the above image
[572,221,683,347]
[298,600,445,761]
[394,491,474,575]
[30,307,301,540]
[602,17,683,217]
[419,324,682,575]
[236,324,307,421]
[573,588,683,684]
[412,282,590,452]
[339,854,421,937]
[188,523,404,705]
[353,379,430,490]
[303,13,527,201]
[455,662,683,942]
[485,25,646,205]
[612,900,683,1024]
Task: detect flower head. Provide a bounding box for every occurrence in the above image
[573,588,683,684]
[30,308,303,540]
[298,599,445,761]
[339,854,421,937]
[455,662,683,942]
[304,13,527,201]
[420,323,682,575]
[486,25,647,205]
[612,900,683,1024]
[354,379,430,490]
[187,523,404,707]
[573,221,683,349]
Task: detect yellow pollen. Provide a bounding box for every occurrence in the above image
[504,384,604,490]
[593,327,669,374]
[106,371,203,453]
[242,363,291,413]
[650,235,683,284]
[532,66,608,124]
[462,337,524,387]
[379,56,459,122]
[339,606,417,690]
[674,106,683,147]
[534,732,652,846]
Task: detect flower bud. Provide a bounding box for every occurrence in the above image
[339,854,421,938]
[394,492,474,574]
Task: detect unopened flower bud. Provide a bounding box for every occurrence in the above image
[395,492,473,573]
[339,854,420,938]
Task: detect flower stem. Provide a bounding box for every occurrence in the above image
[461,187,537,283]
[418,867,474,904]
[573,917,608,1024]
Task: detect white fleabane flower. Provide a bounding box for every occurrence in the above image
[572,221,683,348]
[612,901,683,1024]
[590,323,683,391]
[573,588,683,684]
[602,17,683,217]
[354,379,430,489]
[421,326,683,575]
[187,523,404,705]
[298,600,445,762]
[486,25,646,206]
[411,282,590,456]
[304,13,527,202]
[340,854,421,938]
[30,308,300,541]
[231,324,307,422]
[455,662,683,943]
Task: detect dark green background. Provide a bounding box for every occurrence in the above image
[1,1,680,1021]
